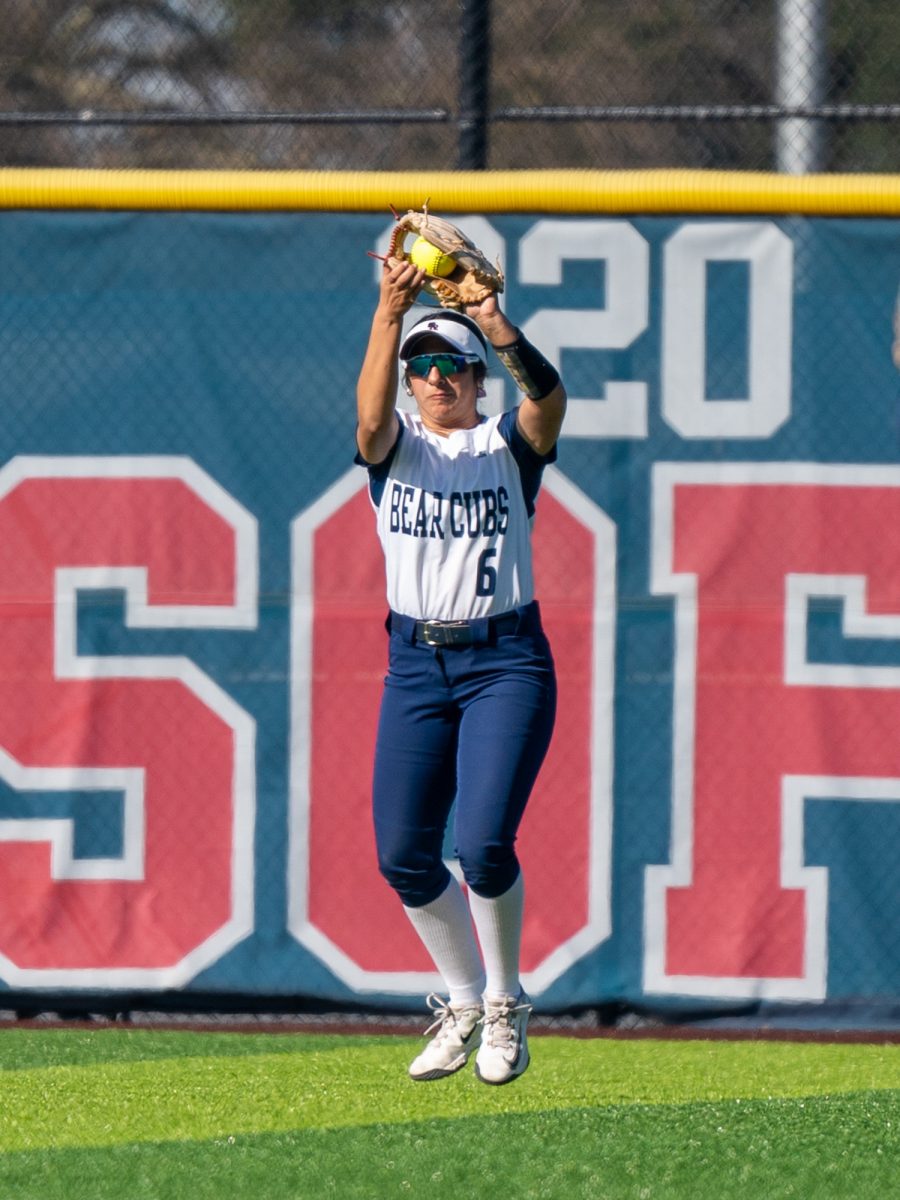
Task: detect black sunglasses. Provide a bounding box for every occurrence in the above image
[405,352,480,379]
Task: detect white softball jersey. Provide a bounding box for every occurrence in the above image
[357,408,556,621]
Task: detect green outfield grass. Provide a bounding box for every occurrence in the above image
[0,1026,897,1199]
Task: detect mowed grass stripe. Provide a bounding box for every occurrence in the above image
[0,1092,898,1200]
[0,1030,897,1152]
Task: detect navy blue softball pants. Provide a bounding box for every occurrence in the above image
[373,601,557,907]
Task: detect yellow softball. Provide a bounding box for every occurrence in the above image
[408,235,456,277]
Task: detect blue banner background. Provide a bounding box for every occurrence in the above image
[0,211,898,1014]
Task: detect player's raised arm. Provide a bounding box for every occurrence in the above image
[465,293,567,456]
[356,257,425,464]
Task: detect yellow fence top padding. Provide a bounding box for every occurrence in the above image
[0,168,899,215]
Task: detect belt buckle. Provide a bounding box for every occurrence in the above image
[419,620,444,646]
[420,620,471,647]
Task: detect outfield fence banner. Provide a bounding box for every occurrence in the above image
[0,202,898,1018]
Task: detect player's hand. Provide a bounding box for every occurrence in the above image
[463,290,500,321]
[466,291,517,347]
[379,256,425,319]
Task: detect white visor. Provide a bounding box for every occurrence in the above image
[400,314,488,366]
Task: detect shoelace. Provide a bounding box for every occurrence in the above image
[421,992,479,1042]
[481,997,533,1050]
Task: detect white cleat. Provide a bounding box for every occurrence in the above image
[408,994,483,1081]
[474,992,533,1086]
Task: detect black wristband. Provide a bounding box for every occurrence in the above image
[492,332,561,401]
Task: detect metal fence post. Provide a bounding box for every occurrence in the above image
[458,0,491,169]
[775,0,828,173]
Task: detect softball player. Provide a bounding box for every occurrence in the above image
[356,256,566,1085]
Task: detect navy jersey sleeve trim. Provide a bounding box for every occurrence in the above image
[354,421,404,507]
[498,407,558,517]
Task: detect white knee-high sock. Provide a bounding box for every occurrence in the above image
[403,876,485,1007]
[467,872,525,1000]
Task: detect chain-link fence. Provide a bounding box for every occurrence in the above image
[0,0,897,173]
